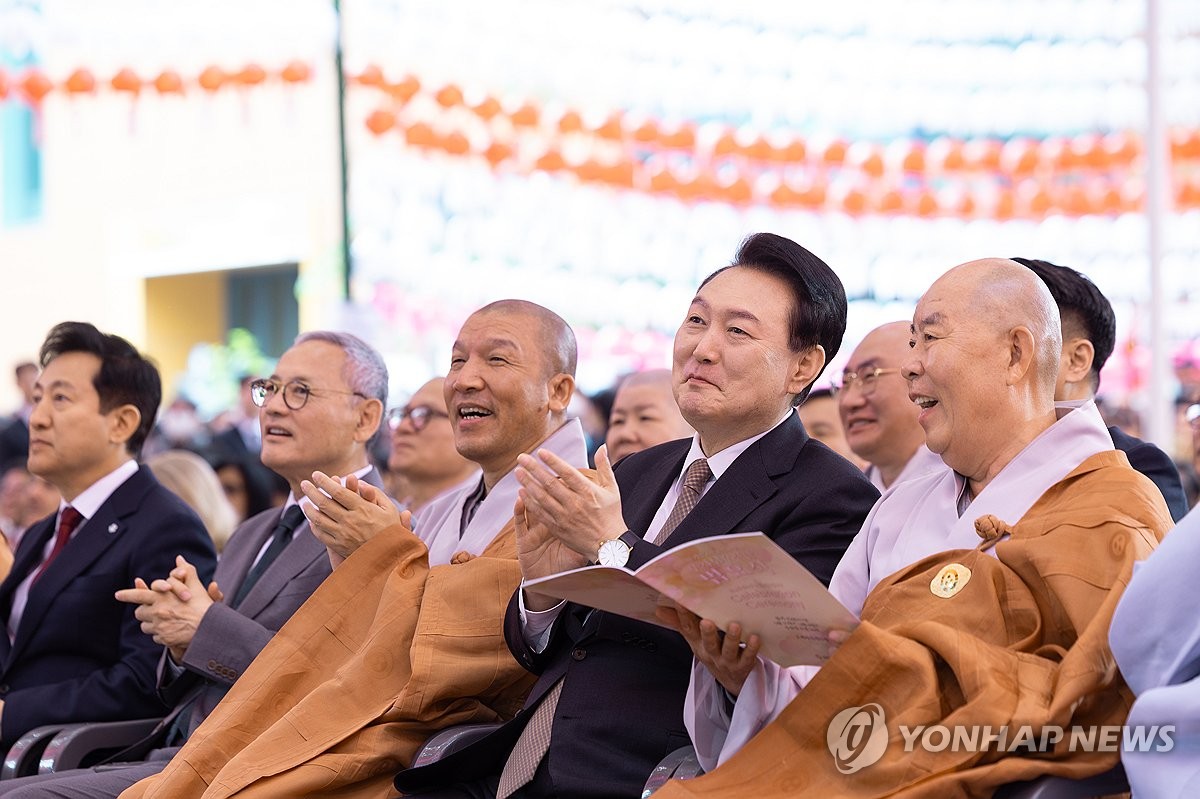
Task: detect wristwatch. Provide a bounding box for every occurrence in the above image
[597,531,641,568]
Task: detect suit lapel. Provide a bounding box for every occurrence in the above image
[231,468,385,617]
[234,521,325,618]
[10,469,154,661]
[657,414,808,549]
[621,442,688,534]
[0,515,55,608]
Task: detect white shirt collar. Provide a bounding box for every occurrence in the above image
[682,410,793,481]
[62,459,139,520]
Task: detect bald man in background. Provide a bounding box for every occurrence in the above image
[387,377,479,515]
[671,259,1172,798]
[604,369,693,463]
[836,322,942,491]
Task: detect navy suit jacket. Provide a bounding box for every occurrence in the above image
[1109,425,1188,523]
[0,466,216,748]
[395,413,880,798]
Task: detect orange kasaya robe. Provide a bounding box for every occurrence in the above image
[657,450,1173,798]
[120,518,535,799]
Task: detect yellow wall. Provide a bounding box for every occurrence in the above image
[144,272,227,400]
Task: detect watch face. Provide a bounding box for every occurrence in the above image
[598,539,631,568]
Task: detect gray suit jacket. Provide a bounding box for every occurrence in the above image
[157,467,387,738]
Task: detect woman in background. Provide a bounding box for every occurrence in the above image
[147,450,240,554]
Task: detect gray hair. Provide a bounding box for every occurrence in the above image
[294,330,388,406]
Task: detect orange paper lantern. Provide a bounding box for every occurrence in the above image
[711,130,738,158]
[154,70,184,94]
[387,76,420,103]
[198,66,227,92]
[602,161,636,188]
[19,69,54,103]
[846,142,884,178]
[926,137,965,172]
[441,131,470,155]
[0,70,8,100]
[594,113,623,141]
[535,150,566,171]
[649,167,682,193]
[471,95,502,120]
[365,109,397,136]
[435,84,463,108]
[820,138,848,166]
[775,138,807,164]
[236,64,267,87]
[837,187,867,215]
[557,110,584,134]
[65,68,96,94]
[963,138,1002,171]
[876,188,904,214]
[355,64,385,87]
[483,141,512,166]
[110,68,142,95]
[1001,138,1039,176]
[631,119,660,144]
[404,122,436,148]
[658,124,696,150]
[281,61,312,84]
[511,103,540,128]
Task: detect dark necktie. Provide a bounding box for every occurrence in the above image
[33,506,84,583]
[231,505,305,608]
[652,458,713,545]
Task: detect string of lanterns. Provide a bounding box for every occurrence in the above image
[0,62,313,104]
[352,68,1200,219]
[3,61,1198,218]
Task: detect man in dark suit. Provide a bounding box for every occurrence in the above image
[0,331,391,797]
[0,322,216,750]
[1014,257,1188,521]
[395,233,880,798]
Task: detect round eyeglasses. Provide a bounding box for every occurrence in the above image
[830,367,902,398]
[249,378,365,411]
[387,405,450,432]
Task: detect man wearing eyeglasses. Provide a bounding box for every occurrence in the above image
[834,321,943,491]
[109,301,583,799]
[386,377,479,515]
[0,332,392,798]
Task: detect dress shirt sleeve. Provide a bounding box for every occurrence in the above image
[517,586,567,652]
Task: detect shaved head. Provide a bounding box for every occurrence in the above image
[606,369,692,462]
[921,259,1061,402]
[474,300,577,380]
[620,368,673,393]
[906,258,1063,490]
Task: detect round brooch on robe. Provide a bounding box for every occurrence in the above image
[930,562,972,598]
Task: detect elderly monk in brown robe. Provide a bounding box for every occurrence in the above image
[119,301,590,799]
[660,259,1174,798]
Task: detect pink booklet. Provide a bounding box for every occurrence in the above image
[523,532,858,667]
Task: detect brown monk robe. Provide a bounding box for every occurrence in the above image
[657,450,1172,799]
[119,518,535,799]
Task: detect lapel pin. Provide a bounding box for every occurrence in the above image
[108,523,119,534]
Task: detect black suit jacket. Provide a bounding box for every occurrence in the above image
[395,414,879,797]
[0,466,217,748]
[1109,425,1188,522]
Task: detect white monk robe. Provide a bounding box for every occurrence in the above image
[687,401,1115,770]
[412,419,588,566]
[1109,506,1197,797]
[864,443,945,493]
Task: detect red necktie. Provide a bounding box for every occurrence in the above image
[33,506,84,583]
